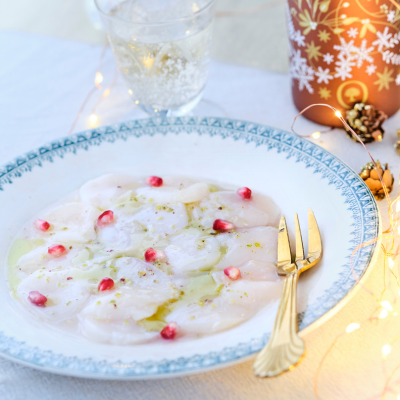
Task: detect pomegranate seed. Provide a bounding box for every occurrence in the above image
[224,267,241,281]
[144,247,166,262]
[48,244,67,257]
[28,291,47,307]
[34,219,50,231]
[97,210,114,227]
[147,176,163,187]
[67,277,73,280]
[160,322,179,340]
[237,187,252,200]
[98,277,114,291]
[213,219,235,231]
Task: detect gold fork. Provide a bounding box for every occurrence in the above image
[253,208,322,378]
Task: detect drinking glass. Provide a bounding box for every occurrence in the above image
[95,0,216,116]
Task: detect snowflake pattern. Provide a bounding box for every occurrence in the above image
[334,54,355,81]
[290,49,315,93]
[287,6,305,48]
[373,27,396,52]
[366,64,377,76]
[352,40,374,68]
[387,10,396,23]
[348,28,358,38]
[333,37,354,58]
[373,27,400,65]
[323,53,334,65]
[315,67,333,84]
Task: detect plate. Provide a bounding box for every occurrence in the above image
[0,116,379,379]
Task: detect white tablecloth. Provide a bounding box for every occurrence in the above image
[1,31,400,400]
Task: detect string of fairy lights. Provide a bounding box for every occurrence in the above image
[66,1,400,398]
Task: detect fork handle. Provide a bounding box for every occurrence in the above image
[253,271,305,377]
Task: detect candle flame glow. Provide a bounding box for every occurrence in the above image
[379,309,389,319]
[381,301,393,311]
[346,323,360,333]
[382,344,392,358]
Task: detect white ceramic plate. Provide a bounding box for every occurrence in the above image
[0,117,379,379]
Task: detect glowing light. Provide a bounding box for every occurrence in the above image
[335,111,342,118]
[95,72,103,85]
[89,114,98,126]
[381,301,393,311]
[389,257,395,269]
[186,30,190,34]
[143,56,155,69]
[379,309,389,319]
[343,2,349,7]
[382,344,392,358]
[312,131,321,139]
[346,323,360,333]
[128,89,133,95]
[192,3,199,12]
[135,100,139,104]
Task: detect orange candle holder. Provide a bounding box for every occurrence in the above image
[286,0,400,126]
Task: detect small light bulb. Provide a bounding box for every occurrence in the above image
[128,89,133,95]
[95,72,103,85]
[312,131,321,139]
[379,309,389,319]
[388,258,395,269]
[89,114,98,125]
[335,111,342,118]
[346,323,360,333]
[186,30,190,34]
[381,301,393,311]
[382,344,392,358]
[135,100,139,104]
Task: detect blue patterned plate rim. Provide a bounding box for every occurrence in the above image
[0,116,379,378]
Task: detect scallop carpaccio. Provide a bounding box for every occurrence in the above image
[7,174,283,345]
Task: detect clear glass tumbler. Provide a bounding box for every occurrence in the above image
[95,0,216,116]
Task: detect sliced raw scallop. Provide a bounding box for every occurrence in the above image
[165,280,281,335]
[212,260,279,285]
[16,243,88,276]
[96,210,145,256]
[192,191,280,228]
[79,174,143,210]
[114,257,176,289]
[17,269,91,323]
[132,203,188,237]
[136,182,209,204]
[164,228,221,274]
[37,202,99,244]
[215,226,278,269]
[78,285,178,344]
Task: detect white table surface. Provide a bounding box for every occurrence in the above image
[1,31,400,400]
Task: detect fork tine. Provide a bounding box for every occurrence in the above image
[307,208,322,263]
[294,213,305,262]
[277,216,292,269]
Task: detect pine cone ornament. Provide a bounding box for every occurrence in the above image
[346,103,388,144]
[359,161,394,200]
